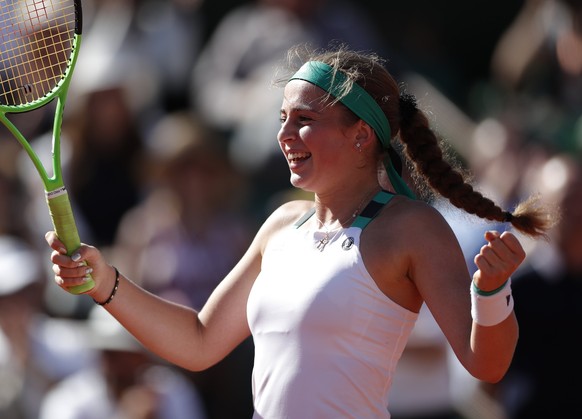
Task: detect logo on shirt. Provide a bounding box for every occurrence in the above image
[342,237,355,250]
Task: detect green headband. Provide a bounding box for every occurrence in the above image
[289,61,416,200]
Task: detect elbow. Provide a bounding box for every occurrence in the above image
[179,344,229,373]
[465,349,514,383]
[186,363,210,373]
[178,347,222,372]
[176,356,217,373]
[475,368,508,384]
[469,361,510,384]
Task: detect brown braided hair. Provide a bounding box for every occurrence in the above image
[279,43,554,239]
[396,93,553,238]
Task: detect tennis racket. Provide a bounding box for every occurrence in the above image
[0,0,93,294]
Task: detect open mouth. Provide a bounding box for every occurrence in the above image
[287,152,311,164]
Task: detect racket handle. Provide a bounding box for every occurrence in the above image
[46,188,95,294]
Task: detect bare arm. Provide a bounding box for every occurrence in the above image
[402,205,522,383]
[45,210,282,371]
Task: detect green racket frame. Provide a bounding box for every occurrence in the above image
[0,0,93,294]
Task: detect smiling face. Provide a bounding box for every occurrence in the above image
[278,80,362,193]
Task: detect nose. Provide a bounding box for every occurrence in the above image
[277,119,294,145]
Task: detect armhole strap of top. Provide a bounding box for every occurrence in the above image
[293,207,316,229]
[351,190,395,230]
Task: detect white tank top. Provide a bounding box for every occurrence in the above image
[247,196,418,418]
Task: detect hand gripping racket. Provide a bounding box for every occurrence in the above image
[0,0,93,294]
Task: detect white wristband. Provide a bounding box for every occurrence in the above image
[470,278,514,327]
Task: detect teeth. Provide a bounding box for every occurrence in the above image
[288,152,311,161]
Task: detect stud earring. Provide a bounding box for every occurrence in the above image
[355,142,362,152]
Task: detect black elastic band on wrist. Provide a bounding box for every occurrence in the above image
[93,266,120,306]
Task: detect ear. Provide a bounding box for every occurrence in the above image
[354,120,376,150]
[352,120,377,168]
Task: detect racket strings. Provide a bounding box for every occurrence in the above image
[0,0,76,106]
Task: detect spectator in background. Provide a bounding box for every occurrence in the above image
[0,236,47,419]
[0,236,96,419]
[487,0,582,154]
[39,307,207,419]
[70,0,205,114]
[66,85,146,249]
[0,145,43,419]
[112,110,252,313]
[493,154,582,418]
[128,0,207,111]
[112,111,254,418]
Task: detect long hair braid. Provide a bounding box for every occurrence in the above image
[397,93,553,239]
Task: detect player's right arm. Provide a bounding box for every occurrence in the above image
[45,201,304,371]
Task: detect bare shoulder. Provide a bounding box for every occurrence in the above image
[254,199,314,252]
[265,199,314,228]
[361,195,465,311]
[379,196,463,263]
[376,195,452,235]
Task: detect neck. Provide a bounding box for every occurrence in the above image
[314,184,381,228]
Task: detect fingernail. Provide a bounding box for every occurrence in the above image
[72,253,81,262]
[85,267,93,275]
[58,247,67,254]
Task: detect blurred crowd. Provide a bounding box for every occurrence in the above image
[0,0,581,418]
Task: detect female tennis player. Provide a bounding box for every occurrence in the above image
[45,44,551,418]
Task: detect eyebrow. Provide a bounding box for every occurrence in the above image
[281,96,329,114]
